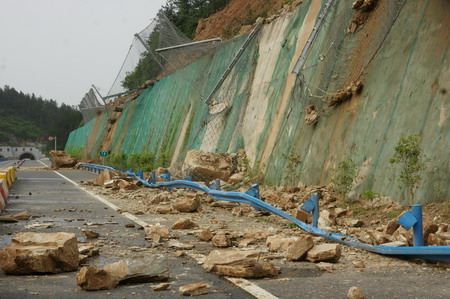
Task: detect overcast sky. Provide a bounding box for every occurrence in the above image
[0,0,167,106]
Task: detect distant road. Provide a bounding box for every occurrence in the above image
[0,159,17,170]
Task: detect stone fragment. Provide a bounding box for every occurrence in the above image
[196,229,214,241]
[174,250,185,258]
[76,266,120,290]
[182,150,233,181]
[0,216,18,223]
[265,235,296,252]
[117,180,138,190]
[347,286,365,299]
[215,263,279,278]
[347,219,364,227]
[212,234,232,248]
[306,244,341,262]
[384,219,400,235]
[179,282,210,296]
[173,196,200,213]
[237,238,257,248]
[167,240,194,250]
[104,253,169,283]
[379,241,406,247]
[145,225,170,243]
[427,233,447,246]
[304,105,320,125]
[423,218,438,244]
[228,173,244,184]
[392,227,413,246]
[151,282,171,291]
[12,211,32,220]
[352,260,365,268]
[203,249,260,272]
[318,210,336,228]
[334,208,347,217]
[155,205,173,214]
[293,209,310,223]
[172,218,197,229]
[367,230,391,245]
[285,235,314,261]
[0,232,79,274]
[78,244,99,257]
[82,229,99,239]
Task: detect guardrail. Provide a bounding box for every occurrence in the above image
[0,166,17,212]
[79,163,450,262]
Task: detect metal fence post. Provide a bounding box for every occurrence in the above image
[312,193,319,228]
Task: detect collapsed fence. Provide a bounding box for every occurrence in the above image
[80,162,450,263]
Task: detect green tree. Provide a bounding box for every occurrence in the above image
[389,134,427,205]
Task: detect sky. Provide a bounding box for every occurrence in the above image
[0,0,167,106]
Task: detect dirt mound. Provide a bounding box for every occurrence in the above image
[194,0,303,40]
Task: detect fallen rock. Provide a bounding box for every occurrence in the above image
[196,229,214,241]
[82,229,99,239]
[215,263,279,278]
[145,225,170,243]
[50,150,77,168]
[304,105,320,125]
[0,232,79,274]
[76,266,121,290]
[179,282,210,296]
[318,210,336,228]
[352,260,365,269]
[78,244,99,257]
[285,235,314,261]
[228,173,244,184]
[423,218,439,244]
[293,209,310,223]
[266,235,296,252]
[173,196,200,213]
[347,219,364,228]
[427,233,447,246]
[211,234,232,248]
[155,205,174,214]
[151,282,171,291]
[384,219,400,235]
[347,286,365,299]
[182,150,233,182]
[167,240,194,250]
[172,218,197,229]
[104,253,169,283]
[203,249,260,272]
[12,211,32,220]
[306,244,341,262]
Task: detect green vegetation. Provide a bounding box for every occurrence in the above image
[0,86,82,152]
[106,151,168,172]
[361,190,381,201]
[389,134,427,205]
[282,151,302,186]
[331,154,358,200]
[162,0,231,39]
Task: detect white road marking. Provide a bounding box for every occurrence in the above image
[38,160,279,299]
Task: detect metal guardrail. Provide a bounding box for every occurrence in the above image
[79,163,450,262]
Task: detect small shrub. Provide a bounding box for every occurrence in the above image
[282,151,302,187]
[389,134,427,205]
[331,154,357,199]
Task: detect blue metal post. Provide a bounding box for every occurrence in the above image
[137,170,144,179]
[412,204,424,246]
[311,193,319,228]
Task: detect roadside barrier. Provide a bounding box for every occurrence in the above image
[0,166,16,212]
[80,163,450,262]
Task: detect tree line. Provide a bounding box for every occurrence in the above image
[122,0,231,91]
[0,85,82,152]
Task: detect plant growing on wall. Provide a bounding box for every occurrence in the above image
[389,134,427,205]
[282,151,302,186]
[331,154,357,200]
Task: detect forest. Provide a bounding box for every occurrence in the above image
[0,86,82,152]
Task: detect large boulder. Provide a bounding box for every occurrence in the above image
[76,253,169,291]
[0,232,79,274]
[182,150,233,182]
[50,150,78,168]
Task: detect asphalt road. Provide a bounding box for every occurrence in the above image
[0,160,449,299]
[0,160,252,299]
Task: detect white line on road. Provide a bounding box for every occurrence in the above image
[39,161,279,299]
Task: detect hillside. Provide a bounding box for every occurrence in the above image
[0,86,82,151]
[66,0,449,204]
